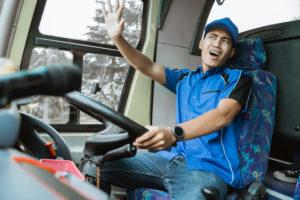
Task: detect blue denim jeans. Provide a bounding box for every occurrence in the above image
[101,151,228,200]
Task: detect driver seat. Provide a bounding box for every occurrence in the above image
[128,38,277,200]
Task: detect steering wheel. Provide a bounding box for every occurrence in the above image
[64,91,148,140]
[17,91,148,159]
[18,112,72,160]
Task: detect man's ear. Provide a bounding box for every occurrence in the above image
[199,40,203,50]
[229,48,235,58]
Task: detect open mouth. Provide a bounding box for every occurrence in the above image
[209,50,221,58]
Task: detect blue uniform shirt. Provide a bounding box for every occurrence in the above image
[158,66,251,188]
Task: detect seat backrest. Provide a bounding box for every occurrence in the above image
[295,176,300,200]
[231,39,277,186]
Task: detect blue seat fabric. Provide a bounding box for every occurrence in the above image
[128,39,277,200]
[237,70,276,186]
[231,38,267,70]
[295,176,300,200]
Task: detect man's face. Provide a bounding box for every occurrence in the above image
[199,29,235,71]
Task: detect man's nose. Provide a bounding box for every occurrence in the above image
[212,38,221,48]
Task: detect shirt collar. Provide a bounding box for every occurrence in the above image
[194,65,226,78]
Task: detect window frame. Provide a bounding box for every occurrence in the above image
[189,0,214,55]
[20,0,148,132]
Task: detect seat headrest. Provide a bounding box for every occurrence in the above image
[230,38,266,70]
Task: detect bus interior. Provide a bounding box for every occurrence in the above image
[0,0,300,199]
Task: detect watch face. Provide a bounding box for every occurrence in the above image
[174,126,184,138]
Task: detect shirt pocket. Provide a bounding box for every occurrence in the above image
[202,89,221,95]
[199,89,221,110]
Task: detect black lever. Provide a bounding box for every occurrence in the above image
[95,144,137,166]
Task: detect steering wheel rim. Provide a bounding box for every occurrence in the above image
[64,91,148,141]
[18,112,72,160]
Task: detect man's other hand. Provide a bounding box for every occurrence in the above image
[133,126,176,150]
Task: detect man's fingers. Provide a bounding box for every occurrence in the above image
[148,141,165,150]
[146,137,166,150]
[134,139,165,150]
[135,127,158,143]
[114,0,119,12]
[145,125,152,130]
[135,131,155,143]
[136,133,163,148]
[107,0,113,13]
[116,0,125,19]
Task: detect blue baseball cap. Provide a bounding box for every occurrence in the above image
[204,17,239,46]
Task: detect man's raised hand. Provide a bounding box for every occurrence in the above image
[103,0,126,41]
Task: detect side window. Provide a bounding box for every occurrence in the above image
[39,0,143,47]
[207,0,300,33]
[20,48,73,124]
[80,54,130,124]
[21,0,145,130]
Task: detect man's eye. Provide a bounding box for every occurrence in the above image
[222,39,230,45]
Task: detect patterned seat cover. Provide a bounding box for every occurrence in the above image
[232,39,277,186]
[128,39,277,200]
[238,69,276,185]
[295,176,300,200]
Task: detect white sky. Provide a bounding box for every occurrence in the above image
[39,0,300,39]
[207,0,300,33]
[39,0,101,40]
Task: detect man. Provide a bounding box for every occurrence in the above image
[101,1,251,199]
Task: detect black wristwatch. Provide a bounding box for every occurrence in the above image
[171,126,185,141]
